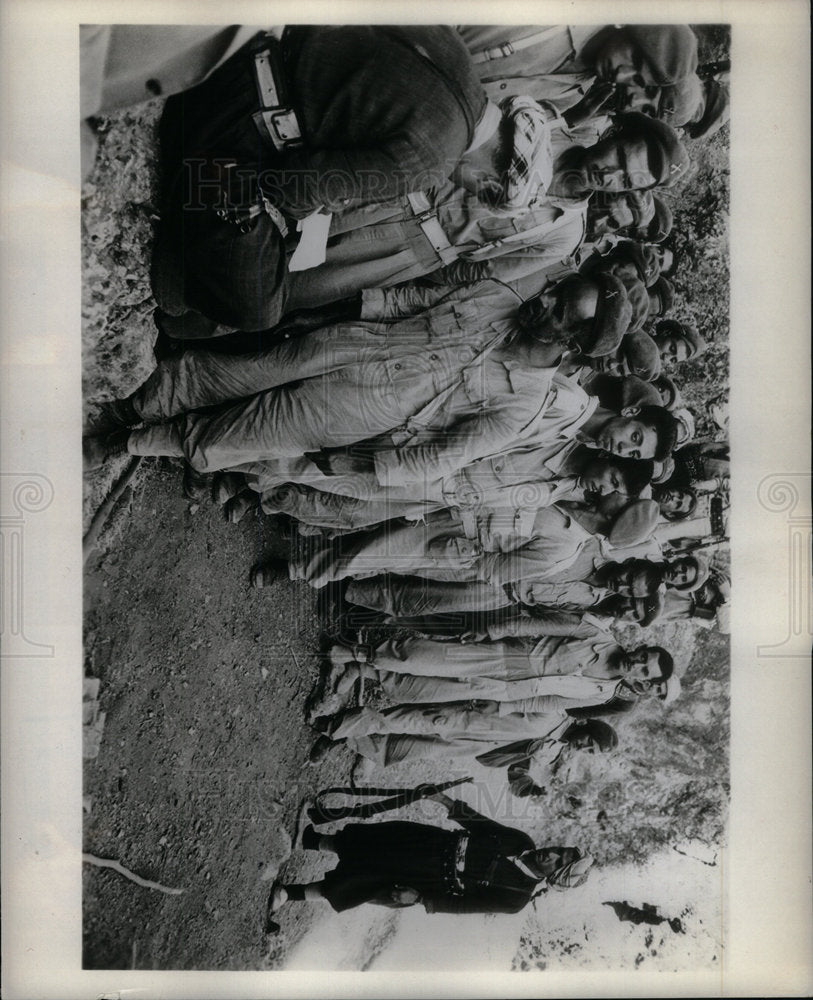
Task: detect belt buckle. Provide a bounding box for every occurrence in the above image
[412,206,437,225]
[260,109,303,151]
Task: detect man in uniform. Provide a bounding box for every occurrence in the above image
[315,633,673,714]
[307,646,677,769]
[84,265,633,474]
[244,439,652,537]
[652,319,707,367]
[281,110,688,323]
[459,24,698,119]
[265,792,591,929]
[339,531,686,623]
[151,25,489,334]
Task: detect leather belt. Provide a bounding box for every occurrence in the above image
[406,191,460,266]
[251,37,304,153]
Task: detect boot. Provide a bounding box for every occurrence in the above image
[83,429,130,474]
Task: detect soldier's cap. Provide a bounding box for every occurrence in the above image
[613,112,691,188]
[660,674,682,705]
[648,275,675,315]
[615,273,650,333]
[658,73,704,127]
[651,455,676,484]
[621,329,662,381]
[619,373,663,409]
[623,25,699,85]
[639,243,663,288]
[629,560,665,599]
[684,77,730,139]
[582,273,633,357]
[610,240,662,287]
[672,405,696,448]
[647,196,674,243]
[608,499,660,547]
[656,319,707,359]
[634,588,664,627]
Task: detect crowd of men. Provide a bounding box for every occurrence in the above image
[83,24,730,920]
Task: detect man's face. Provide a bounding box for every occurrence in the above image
[655,247,674,273]
[586,351,615,375]
[589,198,636,238]
[595,415,658,459]
[602,561,636,595]
[628,675,669,698]
[579,136,657,193]
[620,646,663,683]
[607,194,637,230]
[517,281,598,343]
[657,487,694,516]
[656,334,691,365]
[580,455,629,496]
[531,847,580,876]
[591,30,658,88]
[591,348,635,377]
[615,79,662,117]
[664,558,697,589]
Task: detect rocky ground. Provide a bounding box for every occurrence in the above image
[82,95,728,973]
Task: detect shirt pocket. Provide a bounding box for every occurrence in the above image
[426,535,482,566]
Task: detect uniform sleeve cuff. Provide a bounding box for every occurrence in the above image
[373,449,404,486]
[360,288,386,321]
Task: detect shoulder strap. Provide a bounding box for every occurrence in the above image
[460,205,584,262]
[470,27,569,65]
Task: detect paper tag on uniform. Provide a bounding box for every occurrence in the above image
[288,211,332,272]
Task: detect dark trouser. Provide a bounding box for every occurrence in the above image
[151,32,292,332]
[319,821,457,912]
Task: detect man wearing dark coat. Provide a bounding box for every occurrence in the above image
[265,792,591,929]
[152,25,487,333]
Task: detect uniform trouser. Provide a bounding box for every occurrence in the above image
[260,482,438,534]
[335,704,562,765]
[375,670,518,704]
[152,37,293,332]
[156,202,289,333]
[371,636,537,680]
[128,323,405,424]
[290,510,489,588]
[346,576,513,618]
[126,358,443,473]
[349,733,492,766]
[332,703,558,742]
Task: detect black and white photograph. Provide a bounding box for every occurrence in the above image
[77,18,733,972]
[1,2,811,997]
